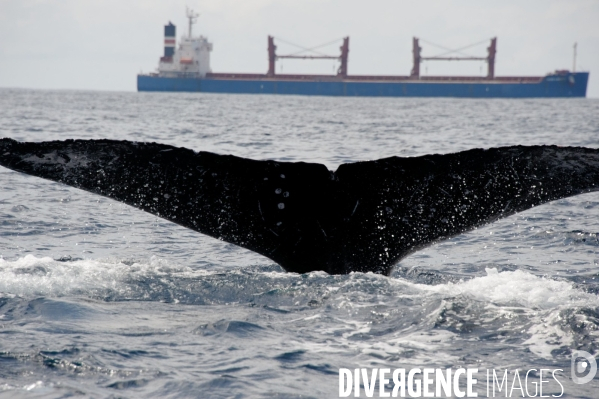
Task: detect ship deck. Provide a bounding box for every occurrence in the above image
[205,73,544,84]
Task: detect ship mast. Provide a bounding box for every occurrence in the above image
[186,7,199,38]
[572,42,577,72]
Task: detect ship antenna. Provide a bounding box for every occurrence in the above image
[186,7,199,38]
[572,42,577,73]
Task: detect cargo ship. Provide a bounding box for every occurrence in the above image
[137,10,589,98]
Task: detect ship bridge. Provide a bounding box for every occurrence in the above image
[157,8,212,78]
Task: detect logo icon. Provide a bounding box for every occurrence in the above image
[571,350,597,384]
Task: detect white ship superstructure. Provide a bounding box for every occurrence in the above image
[157,8,212,78]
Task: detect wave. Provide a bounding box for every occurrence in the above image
[1,255,597,362]
[1,255,597,308]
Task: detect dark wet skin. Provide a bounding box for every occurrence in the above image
[1,138,598,275]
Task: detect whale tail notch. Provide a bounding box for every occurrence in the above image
[1,138,598,275]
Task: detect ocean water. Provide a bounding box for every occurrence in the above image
[0,88,598,398]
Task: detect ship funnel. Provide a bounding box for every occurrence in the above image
[164,22,176,58]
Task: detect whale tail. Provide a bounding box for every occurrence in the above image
[1,138,598,275]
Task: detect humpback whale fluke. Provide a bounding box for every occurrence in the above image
[1,138,598,275]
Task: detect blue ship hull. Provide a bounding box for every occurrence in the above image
[137,72,588,98]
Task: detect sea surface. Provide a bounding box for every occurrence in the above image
[0,88,598,398]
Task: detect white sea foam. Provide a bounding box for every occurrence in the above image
[426,267,599,310]
[0,254,196,297]
[3,255,596,312]
[414,268,599,359]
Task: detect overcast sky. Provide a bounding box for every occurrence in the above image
[1,0,597,97]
